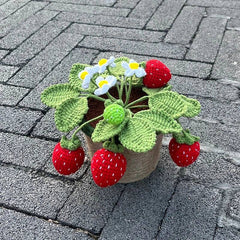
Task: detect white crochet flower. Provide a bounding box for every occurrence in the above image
[97,56,116,73]
[78,65,99,89]
[121,59,146,78]
[94,75,117,96]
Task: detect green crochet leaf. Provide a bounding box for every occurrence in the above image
[108,57,130,76]
[91,110,130,143]
[119,118,156,152]
[134,110,182,134]
[69,63,97,93]
[41,83,79,108]
[108,57,143,86]
[142,84,172,96]
[180,95,201,118]
[55,97,88,132]
[149,91,188,119]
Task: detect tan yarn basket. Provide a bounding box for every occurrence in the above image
[85,134,163,183]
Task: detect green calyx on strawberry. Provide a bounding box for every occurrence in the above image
[143,59,171,88]
[52,136,85,175]
[169,130,200,167]
[103,103,125,125]
[91,148,127,187]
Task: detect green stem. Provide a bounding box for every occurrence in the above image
[126,96,149,108]
[88,94,106,102]
[116,83,120,97]
[72,114,103,139]
[129,105,148,109]
[106,92,117,102]
[124,79,132,106]
[119,76,124,99]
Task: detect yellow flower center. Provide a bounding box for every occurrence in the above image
[98,80,108,88]
[129,62,139,70]
[98,58,108,66]
[80,71,88,80]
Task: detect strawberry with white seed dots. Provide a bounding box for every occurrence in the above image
[91,148,127,187]
[143,59,171,88]
[52,136,85,175]
[168,130,200,167]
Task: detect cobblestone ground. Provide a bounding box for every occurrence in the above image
[0,0,240,239]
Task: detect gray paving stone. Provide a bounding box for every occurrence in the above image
[95,52,212,78]
[79,36,186,59]
[9,32,83,88]
[0,1,48,37]
[46,0,116,6]
[57,169,125,234]
[0,10,58,49]
[66,23,165,43]
[0,106,42,134]
[0,0,29,21]
[0,49,8,59]
[214,227,240,240]
[187,0,240,8]
[32,109,62,139]
[0,65,19,82]
[46,2,130,17]
[114,0,139,8]
[229,192,240,220]
[0,208,92,240]
[165,6,205,44]
[171,76,239,101]
[182,119,240,153]
[146,0,186,30]
[19,48,98,110]
[207,7,240,19]
[212,30,240,81]
[0,166,74,219]
[129,0,161,19]
[0,132,55,169]
[56,12,146,29]
[197,98,240,125]
[185,152,240,188]
[157,181,221,240]
[100,148,179,240]
[228,19,240,30]
[186,17,227,63]
[0,84,29,105]
[3,20,70,65]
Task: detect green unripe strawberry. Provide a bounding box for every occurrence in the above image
[103,104,125,125]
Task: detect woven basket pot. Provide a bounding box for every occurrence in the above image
[84,134,163,183]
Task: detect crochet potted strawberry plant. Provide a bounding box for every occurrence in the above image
[41,57,201,187]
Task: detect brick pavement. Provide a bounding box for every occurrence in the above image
[0,0,240,239]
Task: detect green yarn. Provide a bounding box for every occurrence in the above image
[108,57,130,76]
[91,112,130,143]
[149,91,188,119]
[60,135,81,150]
[173,129,200,145]
[55,97,88,132]
[103,141,124,153]
[103,104,125,125]
[180,95,201,118]
[41,83,79,108]
[142,84,172,96]
[69,63,97,92]
[134,109,182,134]
[119,118,156,153]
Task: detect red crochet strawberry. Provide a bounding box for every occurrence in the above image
[91,148,127,187]
[143,59,171,88]
[52,136,85,175]
[169,130,200,167]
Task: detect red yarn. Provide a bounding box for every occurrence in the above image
[91,148,126,187]
[52,142,85,175]
[169,138,200,167]
[143,59,171,88]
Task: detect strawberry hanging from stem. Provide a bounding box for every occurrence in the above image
[169,130,200,167]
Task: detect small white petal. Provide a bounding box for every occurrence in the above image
[94,85,110,96]
[96,76,104,85]
[121,61,129,69]
[135,68,146,77]
[110,62,116,67]
[106,76,117,87]
[98,65,107,73]
[125,69,134,77]
[129,59,136,63]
